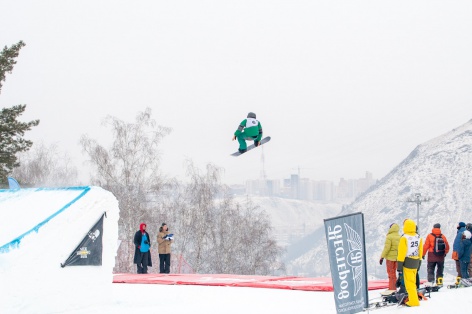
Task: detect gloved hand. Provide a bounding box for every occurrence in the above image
[379,258,384,265]
[396,274,402,288]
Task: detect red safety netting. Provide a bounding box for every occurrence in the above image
[113,273,391,292]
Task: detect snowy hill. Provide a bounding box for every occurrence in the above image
[0,185,470,313]
[290,119,472,278]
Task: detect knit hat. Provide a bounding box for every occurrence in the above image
[464,230,472,239]
[433,223,441,229]
[247,112,256,119]
[459,222,466,228]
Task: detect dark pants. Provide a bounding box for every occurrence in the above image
[159,254,171,273]
[460,261,470,279]
[456,260,462,277]
[427,261,444,282]
[137,251,149,274]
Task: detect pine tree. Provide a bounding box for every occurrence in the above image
[0,41,39,184]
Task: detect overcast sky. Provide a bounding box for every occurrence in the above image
[1,1,471,185]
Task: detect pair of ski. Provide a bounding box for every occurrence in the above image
[447,277,472,288]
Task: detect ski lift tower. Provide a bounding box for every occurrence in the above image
[406,193,431,232]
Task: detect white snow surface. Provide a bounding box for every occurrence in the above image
[0,186,469,313]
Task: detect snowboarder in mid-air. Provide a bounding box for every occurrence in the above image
[232,112,263,154]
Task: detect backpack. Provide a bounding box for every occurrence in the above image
[432,233,446,256]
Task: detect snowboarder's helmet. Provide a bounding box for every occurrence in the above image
[247,112,256,119]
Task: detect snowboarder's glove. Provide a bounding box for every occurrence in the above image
[396,276,402,288]
[379,258,384,265]
[397,261,403,272]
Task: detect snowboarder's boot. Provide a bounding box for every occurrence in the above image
[455,276,461,285]
[254,140,259,147]
[436,277,443,286]
[238,148,247,154]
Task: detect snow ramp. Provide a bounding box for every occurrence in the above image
[0,186,120,312]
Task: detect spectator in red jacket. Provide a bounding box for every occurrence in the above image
[422,223,450,285]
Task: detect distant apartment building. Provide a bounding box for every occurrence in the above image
[245,179,281,196]
[231,171,376,201]
[336,171,375,200]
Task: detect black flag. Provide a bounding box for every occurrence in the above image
[61,213,105,267]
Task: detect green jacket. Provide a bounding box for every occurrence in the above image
[234,118,262,141]
[381,223,401,261]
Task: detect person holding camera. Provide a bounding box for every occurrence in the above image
[157,223,173,273]
[133,223,152,274]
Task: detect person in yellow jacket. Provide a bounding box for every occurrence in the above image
[380,223,401,290]
[397,219,423,307]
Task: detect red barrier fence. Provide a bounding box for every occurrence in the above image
[113,273,391,292]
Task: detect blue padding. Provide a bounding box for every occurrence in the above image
[0,186,91,253]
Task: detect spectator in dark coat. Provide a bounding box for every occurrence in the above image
[458,230,472,279]
[133,223,152,274]
[467,223,472,277]
[452,222,466,279]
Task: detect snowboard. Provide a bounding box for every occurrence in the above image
[423,282,442,292]
[366,290,399,311]
[231,136,271,156]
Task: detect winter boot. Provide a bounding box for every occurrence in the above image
[254,140,260,147]
[436,277,443,286]
[455,276,461,285]
[238,148,247,154]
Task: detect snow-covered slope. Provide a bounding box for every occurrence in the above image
[0,186,119,313]
[291,119,472,277]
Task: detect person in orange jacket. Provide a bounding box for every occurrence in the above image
[422,223,450,285]
[397,219,423,307]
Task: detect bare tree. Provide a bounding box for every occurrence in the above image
[165,161,285,275]
[80,108,171,272]
[11,142,79,187]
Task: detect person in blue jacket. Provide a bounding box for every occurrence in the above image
[452,222,466,282]
[458,230,472,279]
[133,223,152,274]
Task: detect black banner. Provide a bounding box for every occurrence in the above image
[61,212,105,267]
[324,212,369,314]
